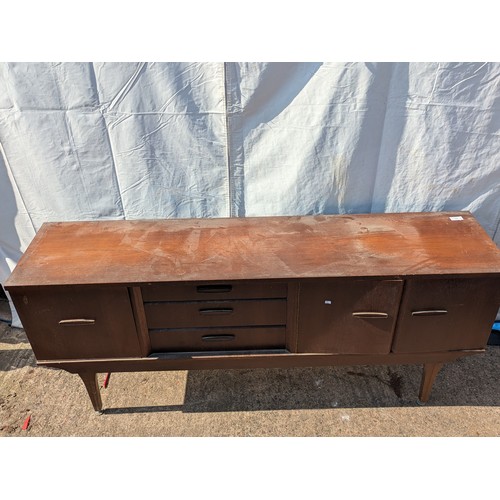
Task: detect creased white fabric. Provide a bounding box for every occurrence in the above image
[1,62,499,327]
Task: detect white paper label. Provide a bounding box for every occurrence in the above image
[449,216,464,221]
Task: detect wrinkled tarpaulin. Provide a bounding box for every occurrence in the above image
[1,62,499,326]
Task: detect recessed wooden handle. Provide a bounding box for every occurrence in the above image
[58,319,96,326]
[197,284,232,293]
[202,334,236,342]
[352,312,388,319]
[412,310,448,316]
[199,308,234,315]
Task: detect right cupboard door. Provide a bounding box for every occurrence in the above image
[392,278,500,353]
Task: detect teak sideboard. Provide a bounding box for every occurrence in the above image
[5,212,500,412]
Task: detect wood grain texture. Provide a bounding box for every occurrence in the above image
[298,279,403,354]
[5,212,500,288]
[142,281,287,301]
[419,363,444,403]
[392,277,500,353]
[9,286,142,360]
[144,299,287,329]
[129,287,151,357]
[39,349,484,374]
[78,372,103,412]
[285,281,300,352]
[149,326,286,352]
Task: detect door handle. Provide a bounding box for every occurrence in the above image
[411,310,448,316]
[59,319,96,326]
[197,284,232,293]
[352,312,389,319]
[202,335,236,342]
[199,308,234,315]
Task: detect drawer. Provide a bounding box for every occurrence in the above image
[9,287,141,360]
[144,299,287,329]
[149,326,286,352]
[142,281,287,302]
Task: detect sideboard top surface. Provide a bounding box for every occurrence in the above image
[6,211,500,288]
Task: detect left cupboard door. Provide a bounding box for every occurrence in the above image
[10,287,142,360]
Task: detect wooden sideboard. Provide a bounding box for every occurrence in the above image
[5,212,500,412]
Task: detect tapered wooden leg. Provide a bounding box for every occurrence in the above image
[418,363,444,403]
[78,372,103,413]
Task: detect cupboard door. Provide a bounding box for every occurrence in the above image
[392,278,500,353]
[10,287,141,360]
[297,279,403,354]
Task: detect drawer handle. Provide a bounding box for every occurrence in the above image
[58,319,96,326]
[352,312,388,319]
[412,310,448,316]
[199,308,234,315]
[202,334,236,342]
[197,284,233,293]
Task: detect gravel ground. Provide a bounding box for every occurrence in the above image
[1,298,499,437]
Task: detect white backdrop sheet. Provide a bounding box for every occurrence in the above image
[1,62,499,327]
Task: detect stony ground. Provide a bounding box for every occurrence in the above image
[1,298,499,437]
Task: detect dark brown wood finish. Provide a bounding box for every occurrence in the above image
[285,281,300,352]
[9,287,141,360]
[392,277,500,353]
[78,372,103,412]
[41,349,483,374]
[144,299,287,329]
[5,212,500,410]
[142,281,287,301]
[6,212,500,288]
[129,287,151,356]
[149,326,286,352]
[298,279,403,354]
[419,363,444,403]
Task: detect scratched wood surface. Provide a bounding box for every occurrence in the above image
[5,212,500,288]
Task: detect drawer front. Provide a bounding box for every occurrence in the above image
[392,277,500,353]
[149,326,286,352]
[10,287,141,360]
[144,299,287,329]
[297,279,403,354]
[142,281,287,302]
